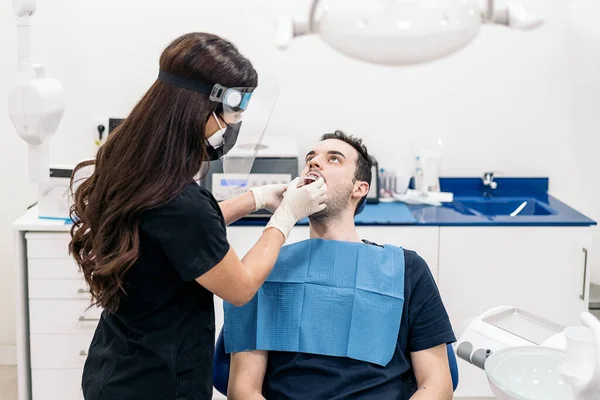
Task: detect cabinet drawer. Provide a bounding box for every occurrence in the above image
[28,258,82,279]
[32,368,84,400]
[26,232,72,259]
[29,279,90,300]
[30,300,102,334]
[30,334,94,369]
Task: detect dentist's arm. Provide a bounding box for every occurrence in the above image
[409,344,453,400]
[219,184,287,225]
[218,191,257,225]
[198,178,326,306]
[228,350,268,400]
[199,229,283,306]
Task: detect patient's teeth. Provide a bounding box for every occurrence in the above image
[301,175,318,187]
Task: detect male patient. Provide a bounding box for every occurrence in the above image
[226,131,456,399]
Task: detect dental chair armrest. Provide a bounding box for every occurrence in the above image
[447,343,459,391]
[213,329,230,396]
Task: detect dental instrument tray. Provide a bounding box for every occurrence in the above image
[456,306,566,370]
[482,308,565,345]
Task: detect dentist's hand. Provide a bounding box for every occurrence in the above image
[266,177,327,240]
[249,183,288,213]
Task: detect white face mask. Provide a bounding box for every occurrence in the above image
[207,112,226,148]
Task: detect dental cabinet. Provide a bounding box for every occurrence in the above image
[12,177,596,399]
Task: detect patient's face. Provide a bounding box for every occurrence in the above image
[300,139,358,221]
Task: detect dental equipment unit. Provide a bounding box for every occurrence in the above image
[9,0,68,219]
[457,306,600,400]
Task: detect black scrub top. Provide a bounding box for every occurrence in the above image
[263,249,456,399]
[82,183,230,400]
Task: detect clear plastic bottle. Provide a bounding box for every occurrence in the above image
[414,156,424,194]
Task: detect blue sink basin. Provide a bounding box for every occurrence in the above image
[453,198,556,217]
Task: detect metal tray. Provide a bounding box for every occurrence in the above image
[483,308,565,345]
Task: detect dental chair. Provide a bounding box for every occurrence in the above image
[213,328,459,396]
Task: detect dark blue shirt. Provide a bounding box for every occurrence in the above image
[263,245,456,400]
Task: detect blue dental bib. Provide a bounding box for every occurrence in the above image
[223,239,405,367]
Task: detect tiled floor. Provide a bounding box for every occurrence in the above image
[0,367,17,400]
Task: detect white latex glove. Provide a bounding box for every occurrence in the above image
[266,177,327,240]
[249,183,288,213]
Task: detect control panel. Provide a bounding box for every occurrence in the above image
[211,173,292,202]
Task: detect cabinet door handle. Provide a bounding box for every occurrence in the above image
[78,316,100,322]
[580,248,589,300]
[79,350,88,356]
[77,288,90,294]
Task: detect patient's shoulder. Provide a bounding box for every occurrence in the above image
[361,241,430,280]
[402,249,433,282]
[361,241,428,274]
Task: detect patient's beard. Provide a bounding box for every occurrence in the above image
[309,183,353,225]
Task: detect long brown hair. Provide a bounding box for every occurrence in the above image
[69,33,257,312]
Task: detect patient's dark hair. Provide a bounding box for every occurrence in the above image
[320,130,373,213]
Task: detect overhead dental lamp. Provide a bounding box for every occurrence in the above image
[275,0,544,65]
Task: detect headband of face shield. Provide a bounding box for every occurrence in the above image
[157,70,253,161]
[158,70,253,111]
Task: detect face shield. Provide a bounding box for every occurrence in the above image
[210,76,279,185]
[158,71,279,186]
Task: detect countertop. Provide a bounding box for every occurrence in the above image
[235,178,597,227]
[13,177,597,230]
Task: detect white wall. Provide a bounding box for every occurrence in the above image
[0,0,599,349]
[566,0,600,293]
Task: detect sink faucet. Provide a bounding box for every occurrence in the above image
[482,172,499,197]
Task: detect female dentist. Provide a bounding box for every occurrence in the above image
[69,32,326,400]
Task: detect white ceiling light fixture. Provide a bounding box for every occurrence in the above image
[275,0,544,66]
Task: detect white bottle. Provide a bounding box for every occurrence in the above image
[414,156,424,194]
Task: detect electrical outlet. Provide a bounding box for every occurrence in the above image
[109,118,125,134]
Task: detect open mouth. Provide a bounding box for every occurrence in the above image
[301,172,322,187]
